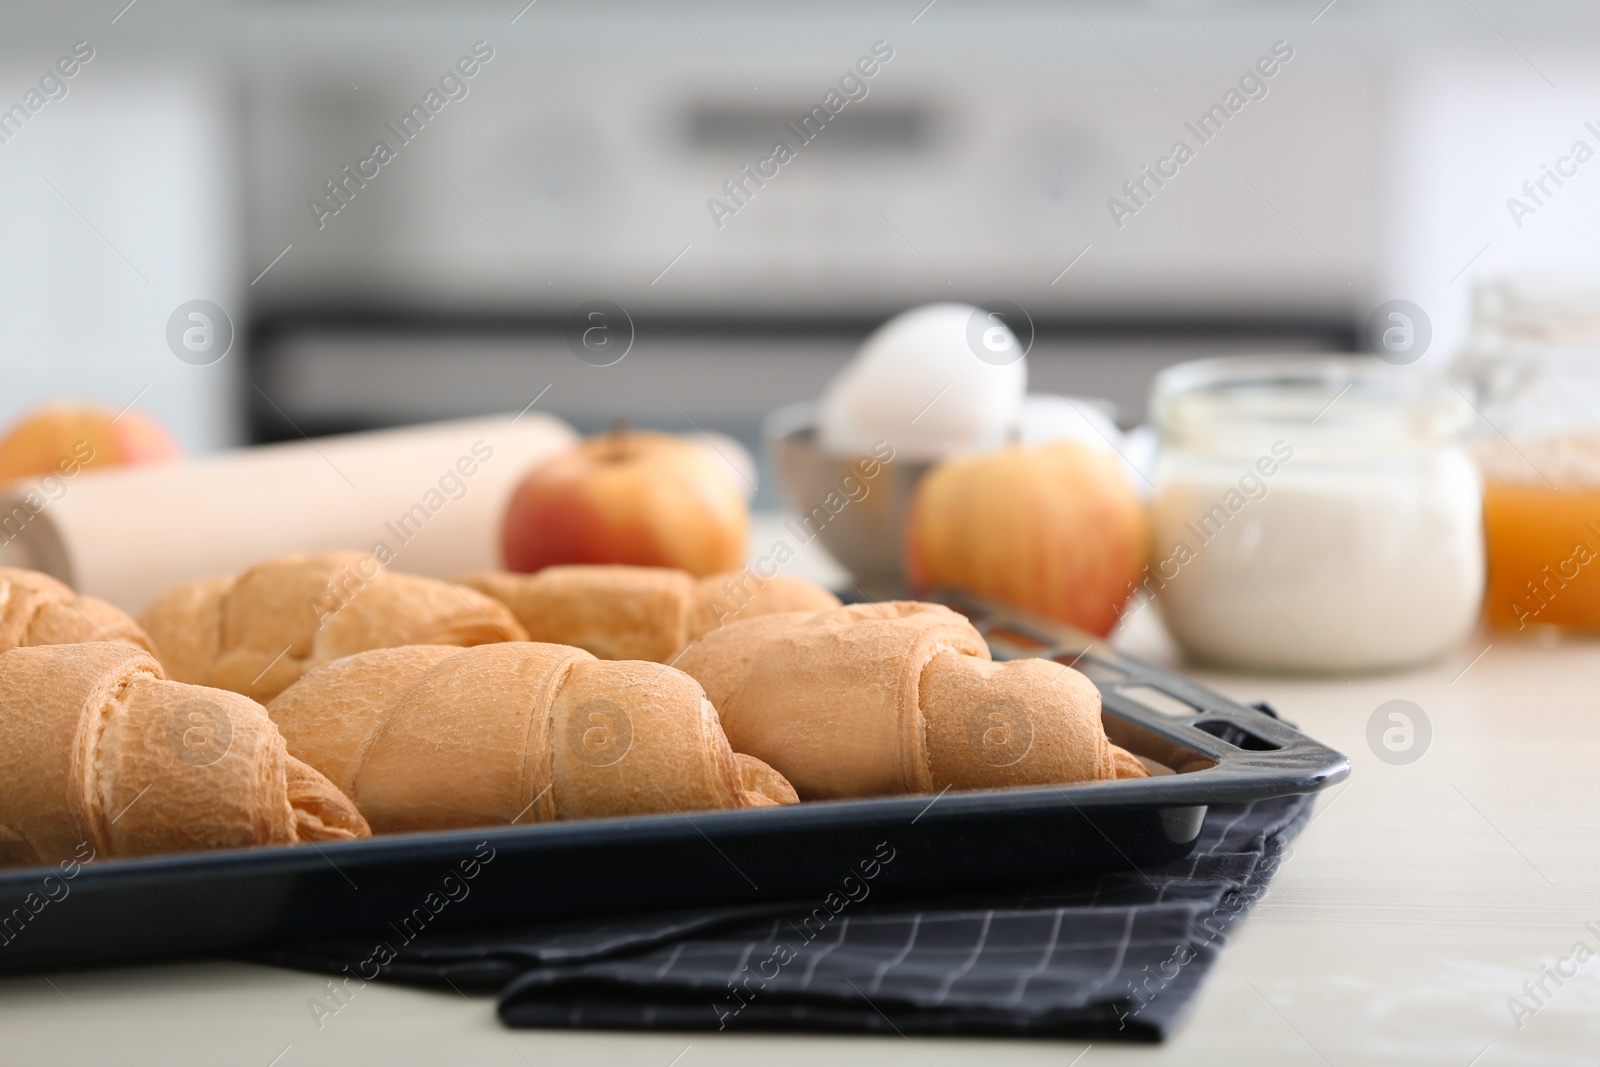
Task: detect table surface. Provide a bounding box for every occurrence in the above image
[3,517,1598,1066]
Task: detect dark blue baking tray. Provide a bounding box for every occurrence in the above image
[0,594,1348,973]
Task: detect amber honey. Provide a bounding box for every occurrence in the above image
[1479,436,1600,631]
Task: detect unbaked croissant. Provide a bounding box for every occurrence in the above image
[458,564,841,663]
[674,601,1148,800]
[0,643,368,867]
[0,566,155,655]
[138,552,527,703]
[267,642,798,834]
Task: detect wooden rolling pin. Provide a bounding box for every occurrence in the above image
[0,415,577,613]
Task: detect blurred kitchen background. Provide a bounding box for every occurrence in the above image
[3,0,1599,504]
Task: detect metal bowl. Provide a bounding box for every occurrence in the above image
[762,401,934,585]
[764,394,1128,585]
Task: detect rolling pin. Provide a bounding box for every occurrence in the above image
[0,414,577,613]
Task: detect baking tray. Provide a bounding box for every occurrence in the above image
[0,595,1348,974]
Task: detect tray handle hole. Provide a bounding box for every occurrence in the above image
[1114,685,1201,718]
[1192,719,1282,752]
[983,624,1054,652]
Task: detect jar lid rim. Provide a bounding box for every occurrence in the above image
[1151,355,1472,442]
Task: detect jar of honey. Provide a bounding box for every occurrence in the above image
[1454,278,1600,632]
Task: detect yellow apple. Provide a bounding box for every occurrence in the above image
[0,404,181,486]
[905,440,1147,636]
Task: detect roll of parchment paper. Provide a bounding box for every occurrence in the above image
[0,414,577,612]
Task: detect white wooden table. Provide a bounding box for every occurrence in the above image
[3,519,1596,1065]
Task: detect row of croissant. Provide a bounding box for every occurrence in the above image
[0,553,1146,868]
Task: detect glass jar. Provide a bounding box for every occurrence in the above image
[1453,277,1600,633]
[1147,356,1482,673]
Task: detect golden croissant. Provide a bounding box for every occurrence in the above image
[0,643,368,867]
[459,564,840,663]
[267,642,798,834]
[138,552,527,702]
[0,566,154,655]
[674,601,1149,800]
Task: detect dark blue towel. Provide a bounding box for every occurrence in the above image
[260,792,1312,1041]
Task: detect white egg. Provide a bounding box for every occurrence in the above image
[1015,394,1121,452]
[1119,423,1158,502]
[817,303,1027,460]
[1015,394,1153,500]
[684,431,758,501]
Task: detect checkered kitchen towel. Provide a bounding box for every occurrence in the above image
[262,792,1313,1040]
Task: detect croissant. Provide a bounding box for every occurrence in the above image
[0,566,154,655]
[138,552,527,703]
[0,643,368,867]
[674,601,1149,800]
[267,642,798,834]
[458,564,841,663]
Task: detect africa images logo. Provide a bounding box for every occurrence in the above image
[308,41,495,230]
[0,41,94,147]
[565,698,633,768]
[704,41,895,230]
[1106,41,1294,230]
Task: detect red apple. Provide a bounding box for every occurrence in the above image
[905,440,1148,636]
[0,404,182,486]
[502,430,748,577]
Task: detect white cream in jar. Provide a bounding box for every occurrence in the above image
[1146,357,1484,673]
